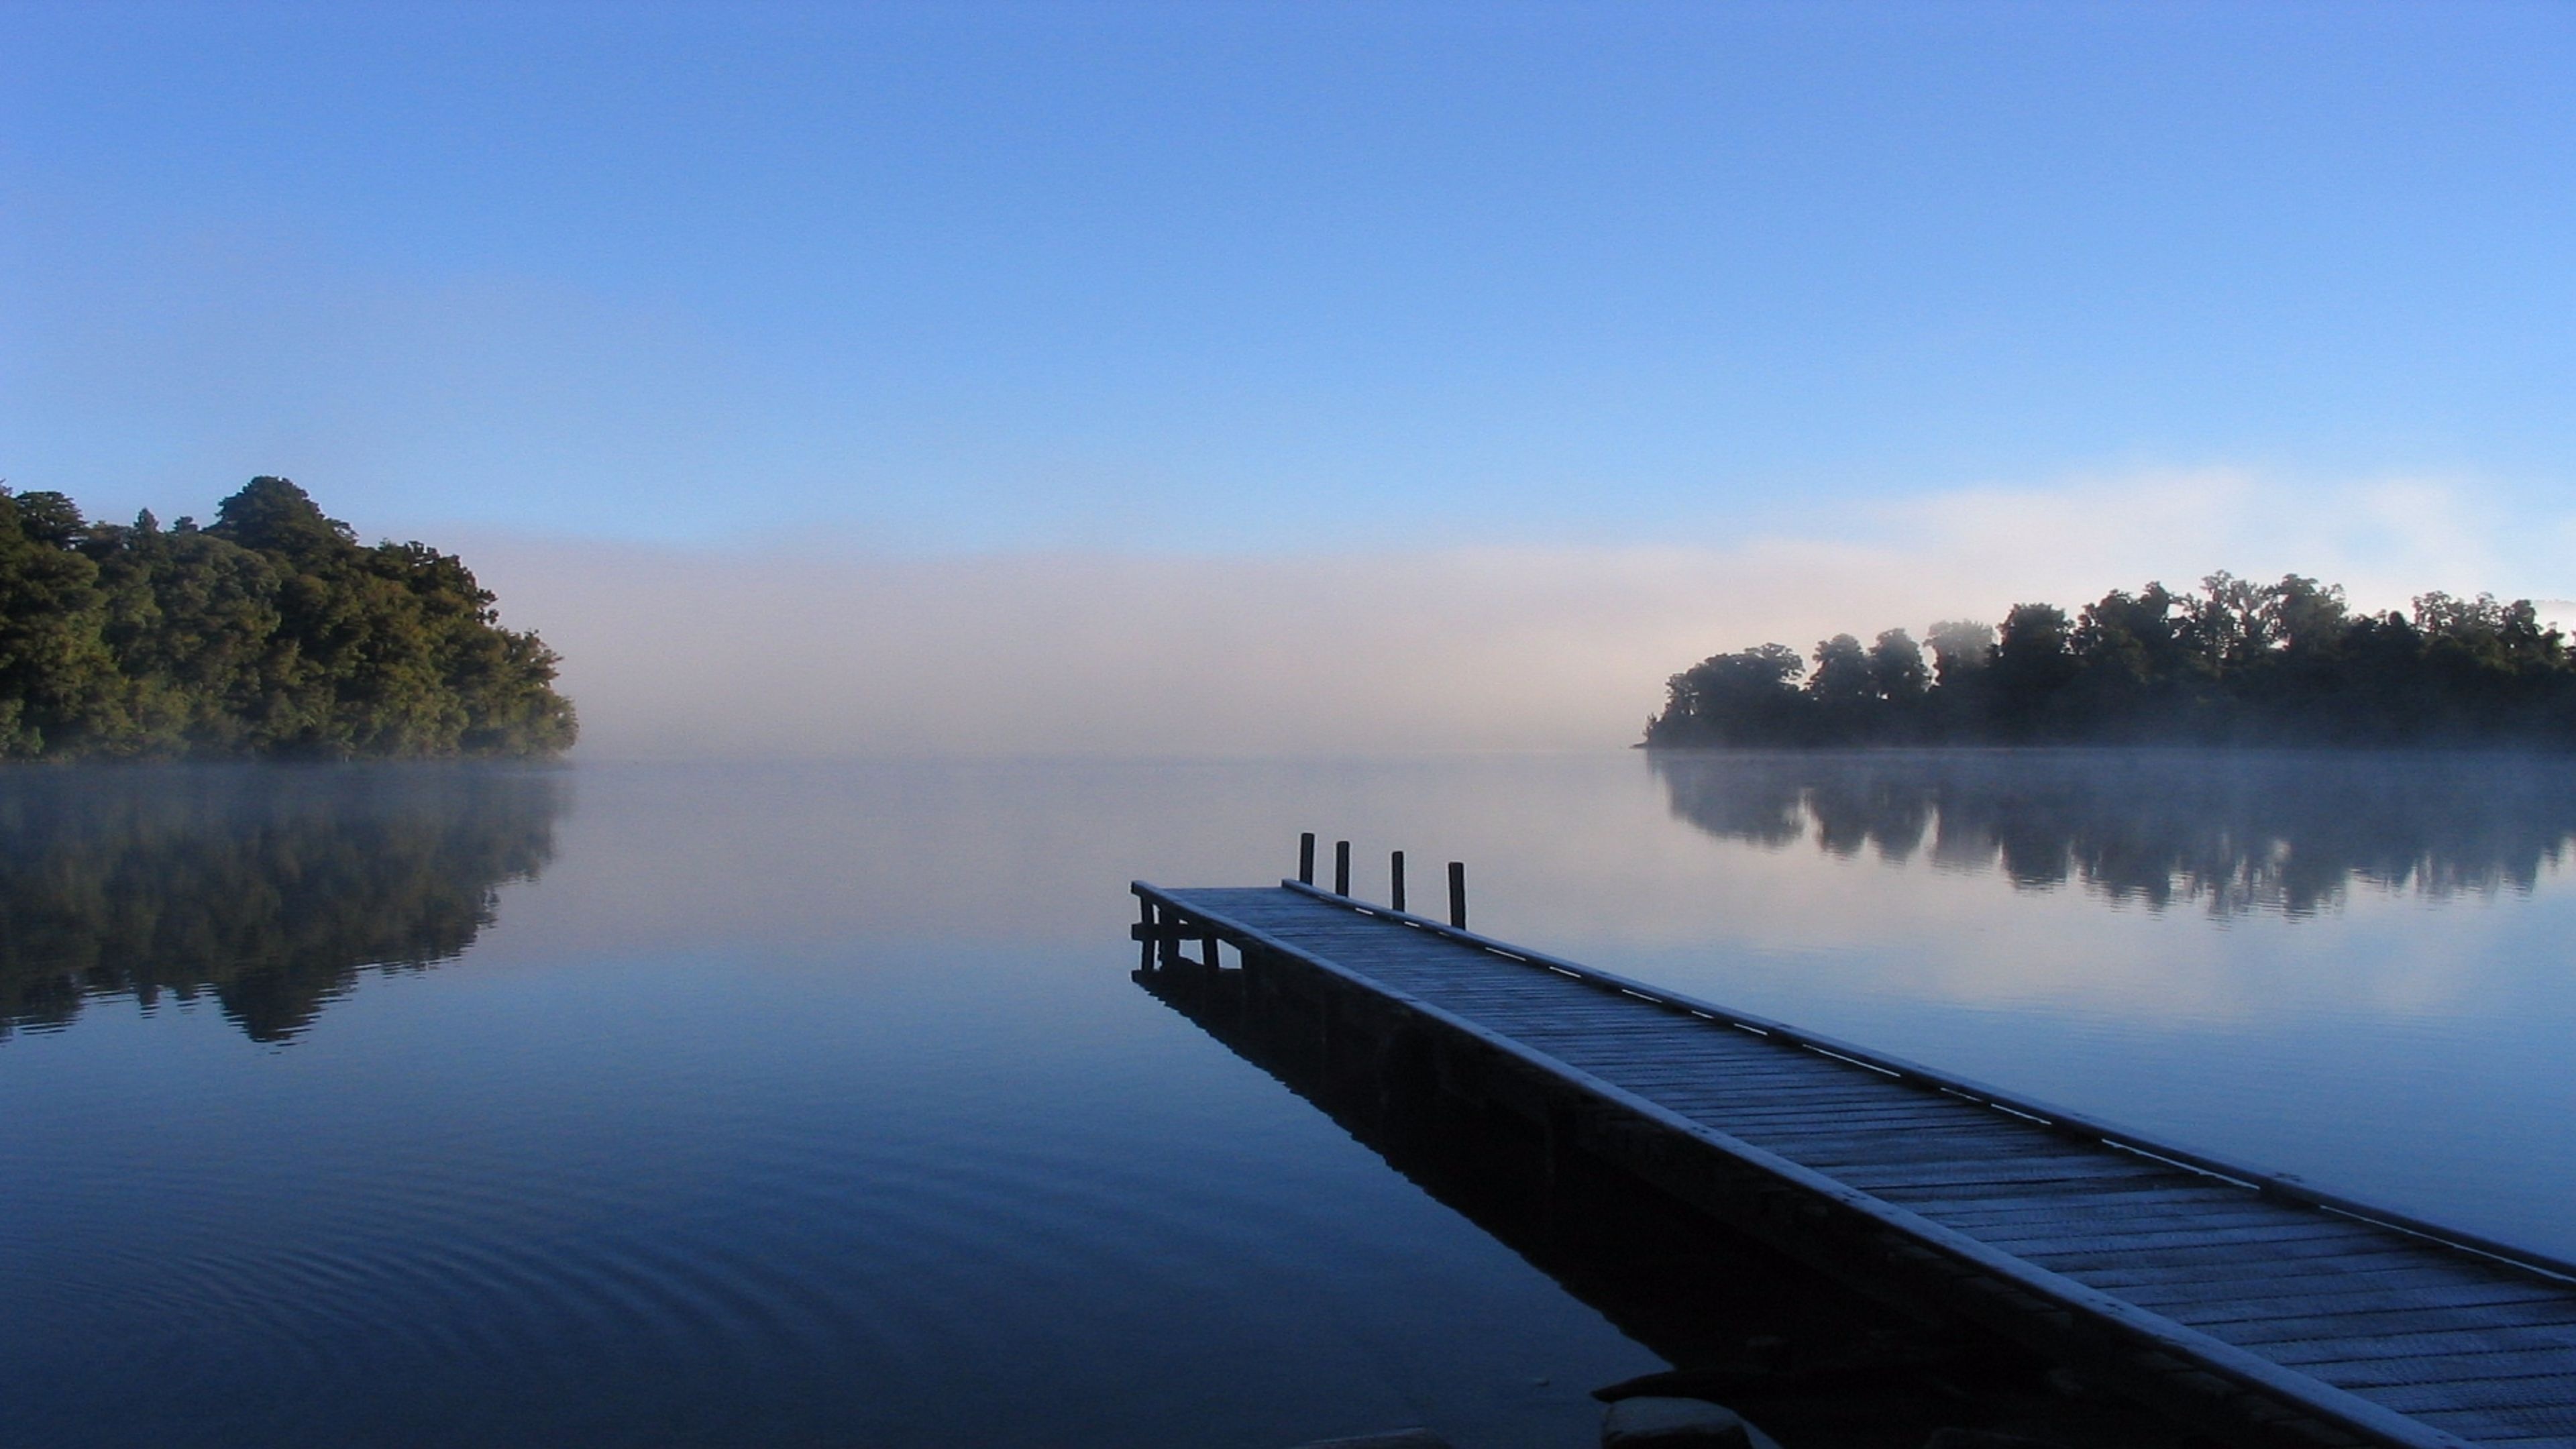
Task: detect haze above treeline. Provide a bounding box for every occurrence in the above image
[1648,574,2576,749]
[0,479,574,760]
[11,479,2576,761]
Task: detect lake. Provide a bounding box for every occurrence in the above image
[3,752,2571,1447]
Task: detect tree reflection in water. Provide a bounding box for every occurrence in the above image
[1651,749,2576,917]
[0,766,565,1041]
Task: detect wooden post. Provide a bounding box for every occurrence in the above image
[1448,861,1466,929]
[1299,832,1316,885]
[1334,840,1351,896]
[1389,851,1406,912]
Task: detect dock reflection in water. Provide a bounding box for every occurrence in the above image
[0,765,565,1041]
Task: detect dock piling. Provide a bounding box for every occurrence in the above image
[1299,833,1316,885]
[1390,851,1406,912]
[1447,861,1466,928]
[1334,840,1351,896]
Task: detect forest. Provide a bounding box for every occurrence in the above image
[1644,574,2576,749]
[0,478,574,759]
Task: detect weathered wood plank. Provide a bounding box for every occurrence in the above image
[2023,1231,2438,1271]
[2090,1255,2538,1296]
[1901,1185,2260,1219]
[2214,1307,2576,1346]
[1587,1081,1962,1119]
[1822,1153,2177,1189]
[2369,1373,2576,1412]
[1977,1220,2387,1256]
[1931,1204,2319,1236]
[1719,1124,2100,1166]
[2306,1330,2572,1361]
[1872,1175,2233,1210]
[2416,1419,2576,1449]
[2131,1274,2575,1319]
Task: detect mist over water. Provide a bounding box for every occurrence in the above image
[3,752,2572,1446]
[461,470,2543,761]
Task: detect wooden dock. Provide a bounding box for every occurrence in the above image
[1131,867,2576,1449]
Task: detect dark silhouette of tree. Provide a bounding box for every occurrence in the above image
[1988,602,2080,739]
[0,478,574,759]
[1644,574,2576,749]
[1925,620,1995,685]
[1807,634,1872,703]
[1804,633,1872,741]
[1654,643,1811,745]
[1867,628,1929,701]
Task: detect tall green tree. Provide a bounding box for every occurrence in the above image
[0,490,127,757]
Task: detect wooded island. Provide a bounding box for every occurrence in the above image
[0,478,574,759]
[1646,573,2576,748]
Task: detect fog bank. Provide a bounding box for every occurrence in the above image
[459,472,2563,758]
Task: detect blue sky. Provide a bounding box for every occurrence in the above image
[7,1,2570,557]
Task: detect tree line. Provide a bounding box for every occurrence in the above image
[1645,574,2576,748]
[1,477,574,759]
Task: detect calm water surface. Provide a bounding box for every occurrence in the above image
[3,753,2572,1447]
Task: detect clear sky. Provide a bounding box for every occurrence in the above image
[5,2,2573,753]
[9,0,2571,547]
